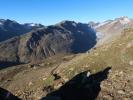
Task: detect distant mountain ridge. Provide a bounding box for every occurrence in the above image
[93,16,133,46]
[0,19,44,42]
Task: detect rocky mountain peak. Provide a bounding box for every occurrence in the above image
[23,23,44,28]
[88,21,100,27]
[115,16,131,25]
[56,20,78,28]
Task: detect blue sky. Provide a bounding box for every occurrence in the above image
[0,0,133,25]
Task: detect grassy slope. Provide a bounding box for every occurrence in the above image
[58,28,133,78]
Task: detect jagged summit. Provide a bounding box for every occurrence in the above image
[115,16,129,20]
[55,20,78,28]
[94,16,131,29]
[94,16,133,46]
[114,16,131,25]
[57,20,76,24]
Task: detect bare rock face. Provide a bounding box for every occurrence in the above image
[0,21,97,66]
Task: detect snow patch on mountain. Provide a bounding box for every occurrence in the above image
[72,22,77,27]
[0,22,4,29]
[0,22,3,25]
[96,32,104,40]
[24,23,40,27]
[29,23,38,27]
[119,17,130,25]
[94,17,131,29]
[94,20,112,28]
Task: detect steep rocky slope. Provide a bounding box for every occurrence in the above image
[0,21,96,67]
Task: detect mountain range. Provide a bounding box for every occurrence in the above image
[0,17,133,67]
[0,16,133,100]
[0,20,96,67]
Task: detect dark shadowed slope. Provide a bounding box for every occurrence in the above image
[42,67,111,100]
[0,19,44,42]
[0,21,97,67]
[0,87,21,100]
[0,61,22,70]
